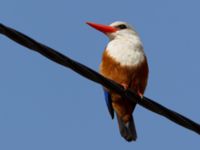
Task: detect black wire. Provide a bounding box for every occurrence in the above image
[0,23,200,135]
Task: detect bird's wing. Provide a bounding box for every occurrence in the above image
[103,89,114,119]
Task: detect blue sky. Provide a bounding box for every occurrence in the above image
[1,0,200,149]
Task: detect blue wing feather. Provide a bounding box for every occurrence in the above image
[103,89,114,119]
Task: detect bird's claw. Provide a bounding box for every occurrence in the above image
[121,83,128,90]
[137,91,143,99]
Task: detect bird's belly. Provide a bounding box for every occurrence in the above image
[100,50,148,122]
[100,53,137,85]
[100,50,148,94]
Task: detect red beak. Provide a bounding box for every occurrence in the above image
[86,22,117,34]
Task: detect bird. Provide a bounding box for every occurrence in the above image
[86,21,149,142]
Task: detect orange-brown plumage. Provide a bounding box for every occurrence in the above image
[100,50,148,123]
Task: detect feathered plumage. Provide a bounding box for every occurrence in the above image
[87,21,149,142]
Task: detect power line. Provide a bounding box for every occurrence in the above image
[0,23,200,136]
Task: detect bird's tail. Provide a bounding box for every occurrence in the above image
[116,114,137,142]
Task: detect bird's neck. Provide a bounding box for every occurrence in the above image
[106,35,145,67]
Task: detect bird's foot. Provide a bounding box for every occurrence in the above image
[121,83,128,90]
[137,91,143,99]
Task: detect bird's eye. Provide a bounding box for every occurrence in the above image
[116,24,127,30]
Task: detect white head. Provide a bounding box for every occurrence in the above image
[107,21,138,40]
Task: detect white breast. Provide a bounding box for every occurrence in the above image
[106,34,145,66]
